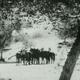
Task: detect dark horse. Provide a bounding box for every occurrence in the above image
[40,48,55,64]
[25,51,32,65]
[16,51,22,63]
[49,51,55,64]
[16,49,31,65]
[30,48,40,64]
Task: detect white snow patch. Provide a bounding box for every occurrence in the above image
[3,42,24,62]
[0,64,62,80]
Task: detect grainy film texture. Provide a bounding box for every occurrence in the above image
[0,0,80,80]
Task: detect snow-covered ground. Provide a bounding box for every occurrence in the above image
[0,42,70,80]
[0,64,62,80]
[0,27,79,80]
[0,58,80,80]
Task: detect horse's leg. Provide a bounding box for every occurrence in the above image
[28,59,30,65]
[46,57,49,64]
[23,58,25,65]
[37,58,39,64]
[41,57,43,64]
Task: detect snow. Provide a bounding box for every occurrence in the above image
[71,57,80,80]
[3,42,24,62]
[0,29,66,80]
[0,37,80,80]
[0,64,62,80]
[1,46,80,80]
[0,4,79,80]
[1,24,78,80]
[0,41,70,80]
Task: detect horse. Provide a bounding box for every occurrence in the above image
[48,52,55,64]
[30,48,40,64]
[25,51,32,65]
[40,50,50,64]
[40,48,55,64]
[16,51,22,63]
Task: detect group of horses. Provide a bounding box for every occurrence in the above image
[16,48,55,65]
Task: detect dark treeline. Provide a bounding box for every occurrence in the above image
[1,0,80,8]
